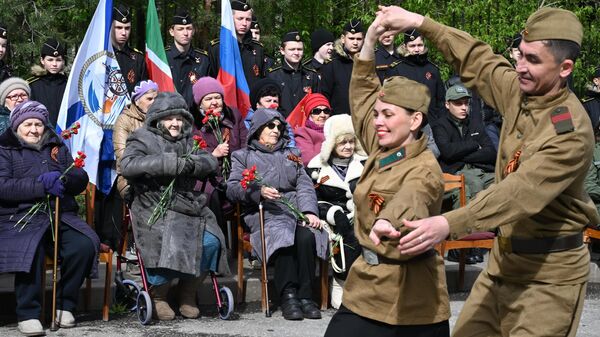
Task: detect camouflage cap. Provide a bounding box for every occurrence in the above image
[522,8,582,46]
[378,76,430,114]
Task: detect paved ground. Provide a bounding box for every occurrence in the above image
[1,292,600,337]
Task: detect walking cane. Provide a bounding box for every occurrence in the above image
[258,202,271,317]
[50,196,60,331]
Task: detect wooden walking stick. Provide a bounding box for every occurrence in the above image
[50,196,60,331]
[258,202,271,317]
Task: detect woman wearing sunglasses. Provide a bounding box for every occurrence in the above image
[227,108,328,321]
[290,93,332,166]
[324,16,449,337]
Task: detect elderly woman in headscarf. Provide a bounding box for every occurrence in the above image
[120,92,229,321]
[226,108,328,321]
[288,93,332,166]
[0,101,99,336]
[306,114,366,309]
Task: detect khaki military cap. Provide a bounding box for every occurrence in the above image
[378,76,431,114]
[522,8,582,46]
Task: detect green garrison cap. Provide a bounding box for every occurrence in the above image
[378,76,430,114]
[522,8,582,46]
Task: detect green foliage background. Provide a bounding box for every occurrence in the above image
[1,0,599,96]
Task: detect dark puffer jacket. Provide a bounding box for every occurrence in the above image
[121,92,229,276]
[0,128,99,275]
[226,108,328,262]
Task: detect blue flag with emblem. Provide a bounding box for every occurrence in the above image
[56,0,130,195]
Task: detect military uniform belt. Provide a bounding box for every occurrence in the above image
[498,232,583,254]
[362,247,435,265]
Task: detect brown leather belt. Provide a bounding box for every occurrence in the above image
[498,233,583,254]
[362,248,435,265]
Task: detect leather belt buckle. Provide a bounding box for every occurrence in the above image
[362,248,379,265]
[498,236,512,253]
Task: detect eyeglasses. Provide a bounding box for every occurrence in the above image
[265,122,283,131]
[6,93,29,101]
[311,107,332,115]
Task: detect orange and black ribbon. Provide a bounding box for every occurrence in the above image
[314,175,330,189]
[287,154,303,165]
[368,193,385,216]
[50,146,60,163]
[503,150,522,177]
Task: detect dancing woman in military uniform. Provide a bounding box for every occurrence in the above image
[324,16,449,337]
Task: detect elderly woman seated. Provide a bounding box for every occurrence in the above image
[306,114,366,309]
[0,101,99,336]
[120,92,230,321]
[0,77,30,133]
[226,108,328,321]
[289,93,332,166]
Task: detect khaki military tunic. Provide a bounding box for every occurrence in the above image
[341,57,450,325]
[419,17,600,337]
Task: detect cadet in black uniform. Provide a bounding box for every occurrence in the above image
[584,68,600,130]
[385,30,445,121]
[0,24,12,83]
[320,19,364,115]
[166,8,210,110]
[208,0,266,89]
[28,38,68,127]
[267,31,319,118]
[250,15,275,71]
[304,28,335,80]
[111,5,147,94]
[374,32,401,83]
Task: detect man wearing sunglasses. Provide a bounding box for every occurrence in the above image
[267,31,319,118]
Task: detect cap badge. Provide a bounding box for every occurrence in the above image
[182,18,187,24]
[53,51,58,56]
[121,17,126,23]
[295,34,300,41]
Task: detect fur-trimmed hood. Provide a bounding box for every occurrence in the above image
[333,39,352,62]
[145,92,194,140]
[397,44,431,66]
[317,114,366,163]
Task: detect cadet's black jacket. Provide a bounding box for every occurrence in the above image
[208,32,266,89]
[431,112,496,174]
[320,41,354,115]
[0,61,11,84]
[29,67,67,127]
[583,87,600,131]
[114,44,147,94]
[374,46,400,83]
[166,43,210,110]
[267,60,319,118]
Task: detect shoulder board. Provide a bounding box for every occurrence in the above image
[304,66,318,74]
[376,64,390,71]
[582,97,596,103]
[550,106,574,135]
[268,65,282,73]
[27,76,40,84]
[389,60,403,68]
[194,48,209,56]
[302,59,312,66]
[323,59,332,65]
[165,45,171,51]
[132,47,144,55]
[428,61,441,69]
[250,40,264,47]
[210,39,220,46]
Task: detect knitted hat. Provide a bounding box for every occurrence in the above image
[0,77,31,104]
[303,93,331,116]
[311,28,334,52]
[250,78,281,109]
[319,114,365,163]
[10,100,49,131]
[522,8,582,47]
[132,80,158,102]
[192,77,225,104]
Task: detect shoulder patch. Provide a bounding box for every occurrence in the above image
[379,148,406,169]
[194,48,209,56]
[550,106,574,134]
[27,76,40,84]
[210,39,220,46]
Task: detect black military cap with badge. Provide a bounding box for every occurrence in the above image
[250,15,259,30]
[41,38,66,58]
[403,29,421,44]
[113,4,131,23]
[172,8,193,25]
[282,31,302,43]
[343,19,363,34]
[231,0,252,11]
[0,23,7,39]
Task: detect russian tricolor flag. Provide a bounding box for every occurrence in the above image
[216,0,251,117]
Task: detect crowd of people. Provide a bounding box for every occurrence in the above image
[1,1,600,336]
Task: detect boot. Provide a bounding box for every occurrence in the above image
[177,274,206,319]
[150,283,175,320]
[299,298,322,319]
[280,288,303,320]
[447,249,477,265]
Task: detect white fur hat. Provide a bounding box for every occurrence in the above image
[319,114,366,163]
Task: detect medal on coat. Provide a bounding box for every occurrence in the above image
[130,53,136,60]
[188,71,198,84]
[425,71,432,80]
[127,69,136,84]
[195,57,201,64]
[368,193,385,216]
[503,150,522,177]
[253,64,260,77]
[303,86,312,93]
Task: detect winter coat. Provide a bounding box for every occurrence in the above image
[226,108,328,262]
[583,86,600,132]
[294,124,325,166]
[267,61,320,118]
[114,102,146,199]
[193,105,248,195]
[28,65,67,127]
[0,128,100,276]
[0,105,9,134]
[320,40,355,116]
[120,93,229,276]
[0,61,11,84]
[431,112,496,174]
[244,109,297,147]
[374,45,401,83]
[166,43,210,110]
